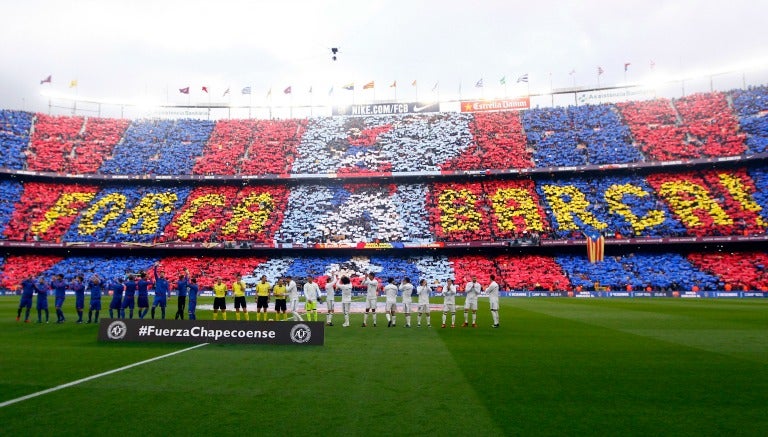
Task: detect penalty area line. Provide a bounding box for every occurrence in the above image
[0,342,209,409]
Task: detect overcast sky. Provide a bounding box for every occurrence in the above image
[1,0,767,116]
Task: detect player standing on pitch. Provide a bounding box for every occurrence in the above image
[187,278,199,320]
[303,276,320,321]
[137,270,151,319]
[51,274,68,323]
[273,277,287,321]
[362,272,380,327]
[233,274,248,321]
[486,275,500,328]
[463,276,480,328]
[108,277,125,319]
[384,277,398,327]
[151,263,169,320]
[72,275,85,323]
[16,275,35,323]
[174,268,189,320]
[286,275,302,321]
[35,277,50,324]
[399,277,414,328]
[122,274,137,319]
[416,279,431,328]
[325,273,337,326]
[338,275,353,327]
[255,275,271,321]
[86,274,103,324]
[441,279,457,328]
[212,277,227,320]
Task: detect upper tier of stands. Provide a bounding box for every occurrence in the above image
[1,86,766,176]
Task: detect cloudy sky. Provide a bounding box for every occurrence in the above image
[1,0,766,115]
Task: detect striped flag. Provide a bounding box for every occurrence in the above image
[516,73,528,83]
[363,81,375,90]
[586,235,605,263]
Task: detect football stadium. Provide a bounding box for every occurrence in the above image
[1,1,767,435]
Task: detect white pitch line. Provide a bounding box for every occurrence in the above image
[0,343,208,409]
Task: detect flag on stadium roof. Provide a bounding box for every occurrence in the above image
[363,81,374,89]
[650,60,656,70]
[624,62,631,72]
[569,69,576,75]
[284,86,292,94]
[69,79,78,88]
[308,86,313,94]
[431,82,439,92]
[475,78,483,88]
[241,86,251,95]
[342,83,354,91]
[328,86,334,95]
[266,88,272,98]
[389,81,396,88]
[516,73,528,83]
[500,76,506,85]
[179,86,189,94]
[202,86,208,93]
[223,87,230,97]
[411,80,417,86]
[597,66,604,75]
[40,75,52,85]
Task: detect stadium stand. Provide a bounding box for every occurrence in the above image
[0,87,766,294]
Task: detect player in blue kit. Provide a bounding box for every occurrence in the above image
[72,275,85,323]
[175,268,189,320]
[35,277,50,323]
[51,274,68,323]
[86,274,103,324]
[151,263,169,319]
[109,277,125,319]
[122,274,137,319]
[16,275,35,322]
[187,277,199,320]
[137,271,151,319]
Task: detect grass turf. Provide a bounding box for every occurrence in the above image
[0,296,766,436]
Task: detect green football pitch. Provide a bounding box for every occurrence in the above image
[1,296,766,436]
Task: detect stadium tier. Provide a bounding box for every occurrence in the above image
[0,252,766,292]
[1,87,767,176]
[0,167,765,244]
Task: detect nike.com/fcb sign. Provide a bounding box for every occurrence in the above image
[460,97,530,113]
[333,102,440,116]
[98,319,325,345]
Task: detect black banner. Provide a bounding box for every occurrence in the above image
[98,319,324,345]
[333,101,440,116]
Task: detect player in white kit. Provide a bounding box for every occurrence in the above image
[383,277,398,327]
[463,276,481,328]
[303,276,320,322]
[338,276,353,327]
[399,277,414,327]
[486,274,500,328]
[324,274,337,326]
[441,279,457,328]
[286,275,302,321]
[361,273,380,327]
[416,279,431,327]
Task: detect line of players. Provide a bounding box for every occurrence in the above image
[15,265,501,328]
[15,263,190,324]
[208,272,501,328]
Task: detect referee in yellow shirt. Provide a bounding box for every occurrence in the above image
[255,275,271,321]
[232,274,248,321]
[212,277,227,320]
[273,277,288,321]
